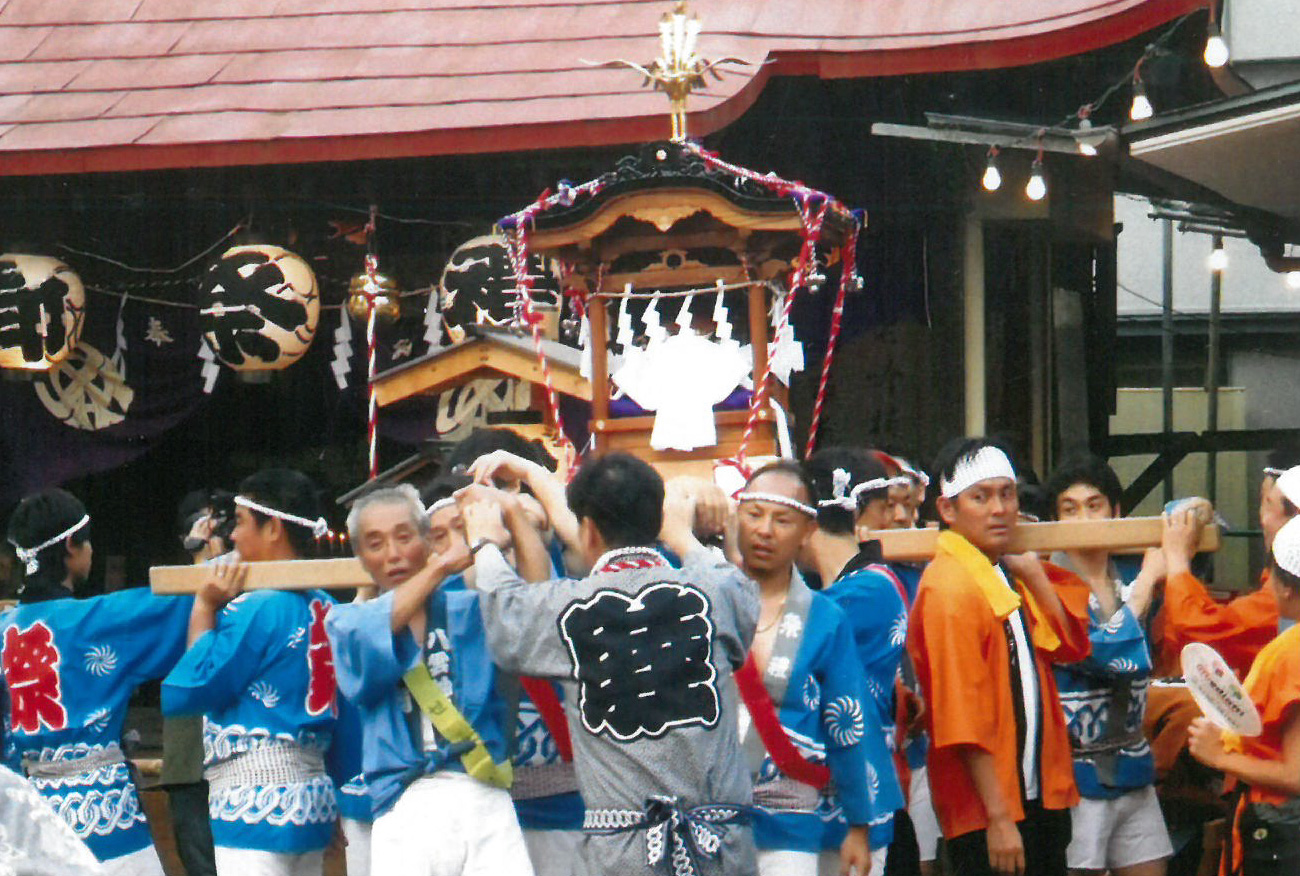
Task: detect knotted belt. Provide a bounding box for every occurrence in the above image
[22,742,126,781]
[583,794,749,876]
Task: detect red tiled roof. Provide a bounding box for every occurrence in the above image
[0,0,1205,176]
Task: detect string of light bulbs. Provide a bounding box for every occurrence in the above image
[979,8,1221,201]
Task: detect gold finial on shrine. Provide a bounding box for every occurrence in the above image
[596,2,748,141]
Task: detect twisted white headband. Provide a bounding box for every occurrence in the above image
[10,515,89,575]
[425,497,457,516]
[735,491,817,518]
[939,446,1016,499]
[234,496,329,538]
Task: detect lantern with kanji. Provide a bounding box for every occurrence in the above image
[438,234,562,342]
[199,244,320,372]
[0,254,86,371]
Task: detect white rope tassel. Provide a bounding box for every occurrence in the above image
[234,496,328,538]
[11,515,90,575]
[818,468,856,509]
[939,446,1016,499]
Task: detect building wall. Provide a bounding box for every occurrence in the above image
[1110,387,1251,588]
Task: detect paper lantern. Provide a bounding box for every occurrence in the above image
[0,254,85,371]
[199,244,320,372]
[438,234,560,339]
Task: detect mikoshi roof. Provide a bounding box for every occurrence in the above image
[0,0,1204,176]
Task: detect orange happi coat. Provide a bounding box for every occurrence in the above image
[1156,570,1279,680]
[907,535,1091,840]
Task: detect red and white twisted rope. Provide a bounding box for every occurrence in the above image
[496,179,608,479]
[804,222,857,457]
[364,253,380,480]
[734,200,827,464]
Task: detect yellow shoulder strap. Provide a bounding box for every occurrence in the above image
[402,664,513,790]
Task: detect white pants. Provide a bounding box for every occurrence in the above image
[213,845,324,876]
[908,766,941,863]
[342,817,372,876]
[523,829,586,876]
[102,845,166,876]
[1066,786,1174,870]
[371,773,533,876]
[757,846,887,876]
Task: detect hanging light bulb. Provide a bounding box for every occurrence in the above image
[1204,22,1230,68]
[1075,114,1104,156]
[981,147,1002,192]
[1025,158,1047,201]
[1207,246,1228,273]
[1130,78,1154,121]
[1287,271,1300,290]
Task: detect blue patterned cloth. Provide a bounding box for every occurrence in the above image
[749,588,876,853]
[823,563,909,849]
[1052,566,1155,800]
[324,587,514,818]
[162,589,339,853]
[0,588,192,862]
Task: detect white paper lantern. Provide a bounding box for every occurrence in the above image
[199,244,320,372]
[0,254,85,371]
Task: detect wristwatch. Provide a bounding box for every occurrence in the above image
[470,537,501,555]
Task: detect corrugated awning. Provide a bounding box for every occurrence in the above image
[0,0,1205,176]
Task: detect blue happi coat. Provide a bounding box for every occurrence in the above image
[512,680,585,830]
[0,588,192,861]
[327,693,372,822]
[822,557,909,849]
[747,572,876,854]
[162,589,340,854]
[886,561,929,772]
[1052,561,1155,799]
[324,585,514,817]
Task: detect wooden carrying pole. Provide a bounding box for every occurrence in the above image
[870,517,1221,564]
[149,517,1221,594]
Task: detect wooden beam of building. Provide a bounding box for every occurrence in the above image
[149,517,1219,594]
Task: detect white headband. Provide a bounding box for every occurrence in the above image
[895,459,931,489]
[234,495,329,538]
[850,475,912,501]
[1273,516,1300,577]
[425,497,457,516]
[10,515,90,575]
[1274,466,1300,510]
[939,446,1016,499]
[736,491,818,518]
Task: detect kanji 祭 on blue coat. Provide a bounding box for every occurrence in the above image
[161,589,340,854]
[0,588,192,861]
